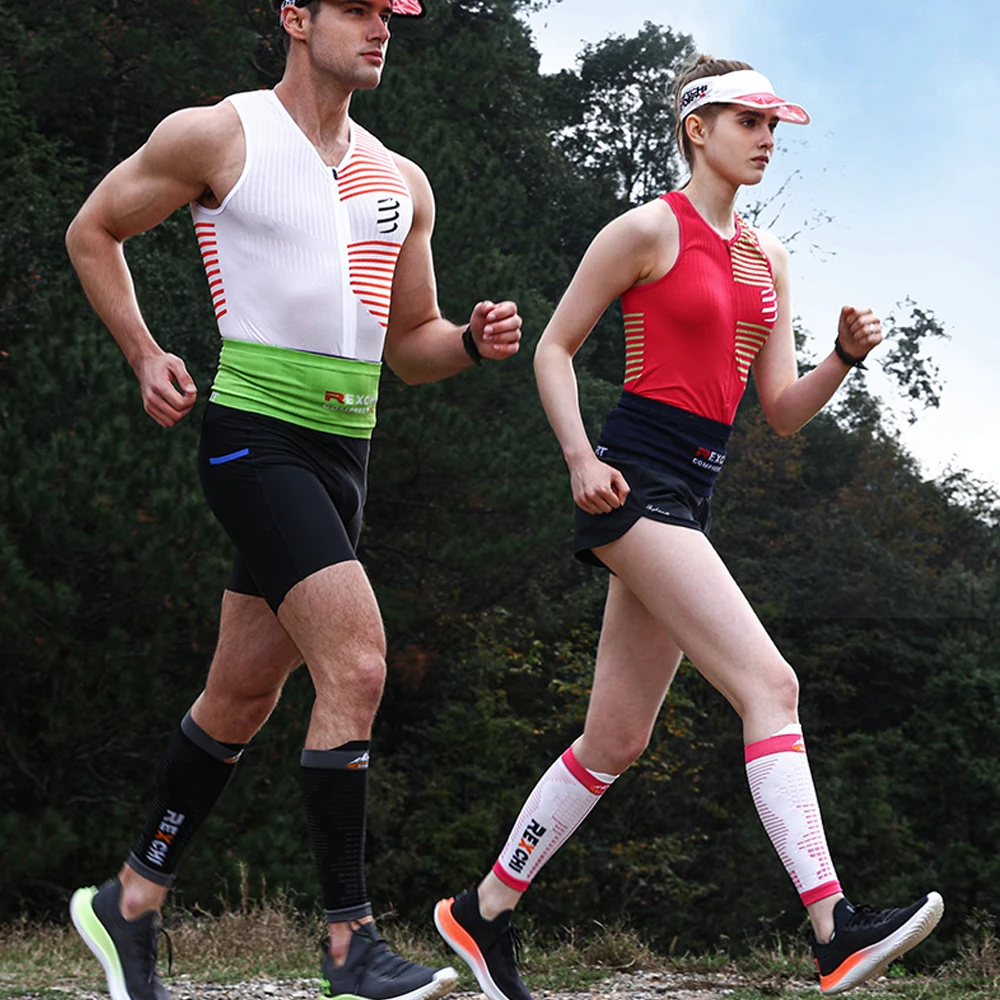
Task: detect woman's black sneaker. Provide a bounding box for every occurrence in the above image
[810,892,944,995]
[433,888,531,1000]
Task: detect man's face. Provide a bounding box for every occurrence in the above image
[301,0,393,90]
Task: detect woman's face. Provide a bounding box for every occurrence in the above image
[692,106,779,187]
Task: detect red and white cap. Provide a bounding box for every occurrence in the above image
[280,0,424,15]
[678,69,809,125]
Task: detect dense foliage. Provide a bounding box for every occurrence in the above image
[1,0,997,969]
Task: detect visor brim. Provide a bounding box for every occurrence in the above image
[731,92,810,125]
[390,0,424,15]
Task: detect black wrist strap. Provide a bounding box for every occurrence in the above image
[462,325,482,366]
[833,337,868,371]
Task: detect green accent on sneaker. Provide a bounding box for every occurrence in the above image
[210,339,382,438]
[70,886,127,999]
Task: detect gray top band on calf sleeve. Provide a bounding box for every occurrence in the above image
[127,851,178,887]
[181,710,245,763]
[324,902,374,923]
[301,747,370,770]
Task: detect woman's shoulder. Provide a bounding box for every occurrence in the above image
[748,224,789,275]
[604,197,680,252]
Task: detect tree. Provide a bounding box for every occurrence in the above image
[548,22,694,206]
[880,298,951,425]
[2,7,996,966]
[7,0,257,179]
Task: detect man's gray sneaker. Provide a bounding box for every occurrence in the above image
[321,922,458,1000]
[70,877,171,1000]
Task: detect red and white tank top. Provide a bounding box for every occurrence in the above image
[620,191,777,426]
[190,89,414,364]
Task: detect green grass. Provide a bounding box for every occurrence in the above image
[2,896,999,999]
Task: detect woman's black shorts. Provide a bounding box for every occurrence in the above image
[198,403,370,612]
[574,456,712,569]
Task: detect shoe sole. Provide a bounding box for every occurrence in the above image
[820,891,944,995]
[324,967,458,1000]
[434,897,512,1000]
[70,886,132,1000]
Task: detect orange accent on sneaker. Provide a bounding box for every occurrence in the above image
[818,942,877,992]
[434,898,487,977]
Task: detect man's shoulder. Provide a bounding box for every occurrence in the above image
[142,100,243,182]
[157,99,242,145]
[382,148,429,197]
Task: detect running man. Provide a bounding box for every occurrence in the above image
[434,56,942,998]
[65,2,521,999]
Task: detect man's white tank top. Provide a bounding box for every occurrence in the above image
[192,89,414,437]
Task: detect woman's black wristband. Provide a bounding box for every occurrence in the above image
[462,325,482,366]
[833,337,868,371]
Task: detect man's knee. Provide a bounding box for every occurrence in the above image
[196,681,286,742]
[313,648,386,713]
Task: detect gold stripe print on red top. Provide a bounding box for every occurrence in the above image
[730,226,775,381]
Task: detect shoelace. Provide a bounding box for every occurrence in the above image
[133,921,173,988]
[499,921,522,966]
[158,926,174,978]
[844,904,900,930]
[144,925,174,985]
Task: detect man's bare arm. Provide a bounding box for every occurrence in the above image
[66,103,243,426]
[382,155,521,385]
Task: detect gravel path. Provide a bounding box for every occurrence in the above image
[2,970,833,1000]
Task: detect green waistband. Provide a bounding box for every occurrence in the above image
[209,339,381,438]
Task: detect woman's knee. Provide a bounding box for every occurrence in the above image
[579,727,650,775]
[734,658,799,722]
[771,661,800,714]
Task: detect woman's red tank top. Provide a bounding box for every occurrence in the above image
[619,191,777,426]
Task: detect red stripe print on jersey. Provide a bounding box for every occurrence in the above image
[623,312,645,385]
[338,131,410,202]
[734,321,770,383]
[730,229,773,288]
[195,221,228,320]
[348,241,401,328]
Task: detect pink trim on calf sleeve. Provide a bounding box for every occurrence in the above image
[491,860,530,893]
[744,732,806,763]
[801,880,843,906]
[561,747,613,794]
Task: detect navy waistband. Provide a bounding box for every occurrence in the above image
[596,392,733,496]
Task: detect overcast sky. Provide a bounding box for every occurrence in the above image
[520,0,998,492]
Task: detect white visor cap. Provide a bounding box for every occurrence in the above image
[678,69,810,125]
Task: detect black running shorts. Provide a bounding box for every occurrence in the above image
[198,403,369,612]
[574,456,712,569]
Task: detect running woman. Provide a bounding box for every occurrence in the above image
[434,56,943,998]
[65,2,521,999]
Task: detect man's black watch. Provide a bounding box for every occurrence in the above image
[462,325,483,366]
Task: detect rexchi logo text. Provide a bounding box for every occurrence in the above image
[507,819,547,874]
[145,809,186,868]
[323,389,377,415]
[692,446,726,473]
